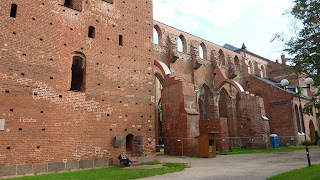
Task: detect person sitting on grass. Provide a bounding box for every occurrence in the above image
[118,154,131,166]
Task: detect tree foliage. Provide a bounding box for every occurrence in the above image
[283,0,320,116]
[285,0,320,87]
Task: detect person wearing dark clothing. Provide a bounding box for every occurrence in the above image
[118,154,131,166]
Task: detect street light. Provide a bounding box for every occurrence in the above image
[281,77,314,167]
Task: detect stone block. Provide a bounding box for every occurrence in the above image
[138,155,156,163]
[0,165,16,177]
[79,159,93,169]
[112,158,120,166]
[33,163,47,174]
[48,162,65,172]
[94,158,109,168]
[66,161,78,171]
[109,158,114,166]
[17,164,32,175]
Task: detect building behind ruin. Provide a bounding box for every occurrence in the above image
[0,0,319,177]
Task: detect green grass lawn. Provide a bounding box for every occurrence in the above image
[267,164,320,180]
[10,162,188,180]
[218,145,319,155]
[140,161,162,165]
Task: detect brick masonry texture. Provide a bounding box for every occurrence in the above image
[153,20,319,153]
[0,0,155,175]
[1,0,319,177]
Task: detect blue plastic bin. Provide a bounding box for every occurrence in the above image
[270,134,279,148]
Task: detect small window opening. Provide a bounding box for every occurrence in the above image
[18,128,22,131]
[103,0,114,4]
[42,128,46,131]
[10,4,17,18]
[5,90,10,93]
[64,0,82,11]
[88,26,95,38]
[64,0,72,7]
[209,139,214,146]
[70,54,85,92]
[119,35,123,46]
[7,147,11,150]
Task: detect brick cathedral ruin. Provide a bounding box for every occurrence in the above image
[0,0,319,177]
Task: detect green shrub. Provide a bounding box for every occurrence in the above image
[301,140,315,146]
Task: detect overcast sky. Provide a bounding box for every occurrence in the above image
[153,0,294,61]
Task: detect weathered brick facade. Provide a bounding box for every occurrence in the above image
[1,0,155,177]
[153,20,318,153]
[1,0,319,177]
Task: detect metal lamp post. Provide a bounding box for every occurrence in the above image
[281,77,314,167]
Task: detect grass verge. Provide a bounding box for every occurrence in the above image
[10,162,188,180]
[218,145,319,155]
[267,164,320,180]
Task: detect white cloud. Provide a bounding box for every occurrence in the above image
[154,0,292,28]
[154,0,261,28]
[153,0,293,60]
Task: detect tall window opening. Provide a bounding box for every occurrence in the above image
[218,49,225,66]
[10,4,17,18]
[199,84,212,120]
[178,37,183,52]
[88,26,95,38]
[178,35,186,53]
[70,53,85,92]
[295,105,302,133]
[261,65,266,78]
[309,121,316,141]
[248,61,253,74]
[119,35,123,46]
[153,25,162,45]
[199,46,204,59]
[234,56,240,67]
[199,43,207,59]
[153,27,159,45]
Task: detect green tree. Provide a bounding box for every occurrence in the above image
[285,0,320,85]
[279,0,320,116]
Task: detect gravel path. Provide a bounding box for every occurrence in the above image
[139,147,320,180]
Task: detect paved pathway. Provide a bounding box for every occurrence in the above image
[139,147,320,180]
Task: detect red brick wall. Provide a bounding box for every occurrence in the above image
[161,75,199,155]
[0,0,155,168]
